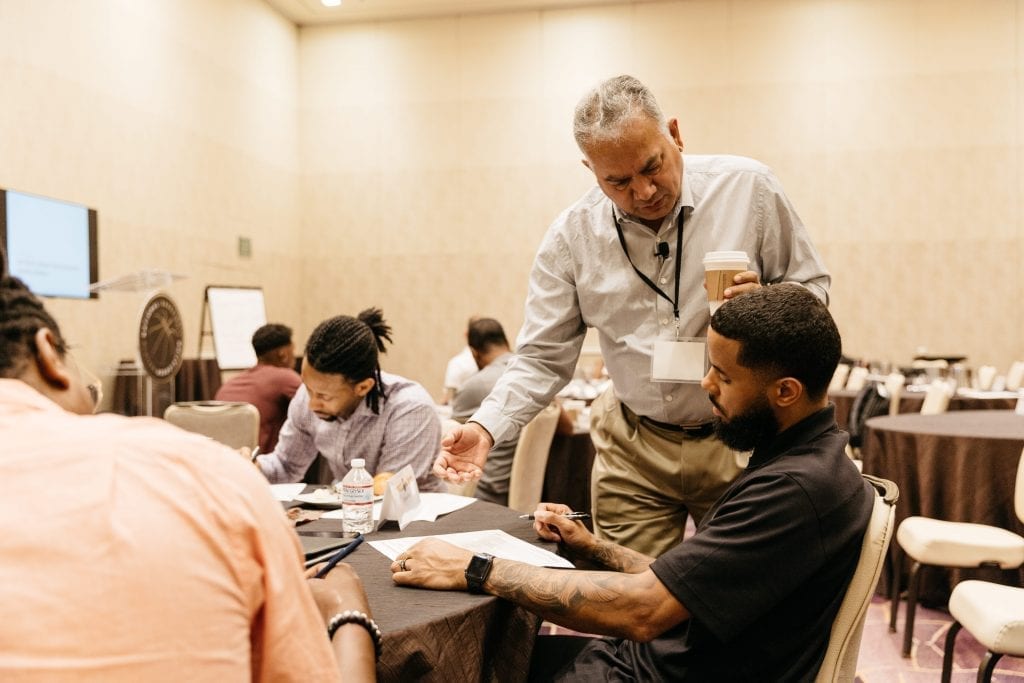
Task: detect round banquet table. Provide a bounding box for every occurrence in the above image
[859,410,1024,606]
[296,499,550,682]
[830,388,1017,432]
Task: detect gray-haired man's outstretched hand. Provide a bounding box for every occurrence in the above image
[432,421,493,483]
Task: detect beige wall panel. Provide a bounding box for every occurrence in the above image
[459,12,544,99]
[6,0,1024,404]
[0,0,300,405]
[300,0,1024,393]
[632,1,731,89]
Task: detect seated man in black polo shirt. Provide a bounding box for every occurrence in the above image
[389,284,874,681]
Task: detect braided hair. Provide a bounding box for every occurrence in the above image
[0,248,68,378]
[305,307,392,414]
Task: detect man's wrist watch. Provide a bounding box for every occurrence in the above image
[465,552,495,593]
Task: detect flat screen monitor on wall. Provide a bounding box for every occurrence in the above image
[0,188,98,299]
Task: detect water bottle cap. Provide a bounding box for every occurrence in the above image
[351,458,366,469]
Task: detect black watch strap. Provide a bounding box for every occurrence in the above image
[465,552,495,593]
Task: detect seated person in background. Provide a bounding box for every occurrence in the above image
[391,285,874,681]
[452,317,572,505]
[0,256,376,681]
[257,307,443,491]
[214,322,301,453]
[451,318,516,504]
[440,315,480,404]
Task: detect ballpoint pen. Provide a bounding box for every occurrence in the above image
[314,533,364,578]
[518,512,591,521]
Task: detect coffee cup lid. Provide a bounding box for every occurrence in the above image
[702,250,749,265]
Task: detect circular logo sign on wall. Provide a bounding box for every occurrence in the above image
[138,292,185,380]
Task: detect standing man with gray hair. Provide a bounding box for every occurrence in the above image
[435,74,831,557]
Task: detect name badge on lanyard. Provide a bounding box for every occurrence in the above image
[652,338,707,383]
[615,209,704,382]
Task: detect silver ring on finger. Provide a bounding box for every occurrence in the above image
[399,559,407,572]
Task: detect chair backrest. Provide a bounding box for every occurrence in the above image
[506,403,562,513]
[1006,361,1024,391]
[440,418,478,497]
[815,474,899,683]
[829,364,851,393]
[845,366,869,392]
[163,401,260,450]
[1015,447,1024,525]
[883,373,905,416]
[919,379,953,415]
[975,364,997,391]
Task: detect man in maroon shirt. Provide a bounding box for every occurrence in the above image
[216,324,302,453]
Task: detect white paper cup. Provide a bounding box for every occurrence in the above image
[703,250,749,314]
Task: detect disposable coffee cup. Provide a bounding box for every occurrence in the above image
[703,250,749,314]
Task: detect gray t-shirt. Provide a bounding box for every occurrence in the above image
[451,352,515,505]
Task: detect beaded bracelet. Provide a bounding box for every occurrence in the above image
[327,609,383,661]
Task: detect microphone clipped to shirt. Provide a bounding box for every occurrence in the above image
[655,241,670,259]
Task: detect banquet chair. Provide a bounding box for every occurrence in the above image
[1007,361,1024,392]
[829,363,851,393]
[845,366,869,392]
[889,447,1024,658]
[975,365,997,391]
[883,372,905,416]
[940,580,1024,683]
[919,379,953,415]
[163,400,260,450]
[506,403,562,514]
[815,474,898,683]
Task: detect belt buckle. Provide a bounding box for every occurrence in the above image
[681,422,712,437]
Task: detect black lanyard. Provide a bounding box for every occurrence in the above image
[614,209,685,320]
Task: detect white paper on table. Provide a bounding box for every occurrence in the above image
[321,492,475,523]
[269,483,306,502]
[369,529,573,569]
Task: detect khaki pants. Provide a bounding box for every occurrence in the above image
[589,387,746,557]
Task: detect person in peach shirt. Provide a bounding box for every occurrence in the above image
[0,254,376,682]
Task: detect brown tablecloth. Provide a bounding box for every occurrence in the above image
[860,410,1024,606]
[298,499,546,682]
[542,431,596,515]
[830,388,1017,432]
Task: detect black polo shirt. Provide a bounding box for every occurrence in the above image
[560,405,873,682]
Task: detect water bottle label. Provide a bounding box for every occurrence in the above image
[341,484,373,504]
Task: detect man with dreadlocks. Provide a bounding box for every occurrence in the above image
[256,308,444,492]
[0,251,377,681]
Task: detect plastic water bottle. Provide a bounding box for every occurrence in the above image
[340,458,374,536]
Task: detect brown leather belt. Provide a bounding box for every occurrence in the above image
[621,402,715,438]
[641,416,715,437]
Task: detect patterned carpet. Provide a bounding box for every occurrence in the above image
[539,595,1024,680]
[856,595,1024,682]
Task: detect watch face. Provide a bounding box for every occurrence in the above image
[466,552,494,592]
[138,293,185,380]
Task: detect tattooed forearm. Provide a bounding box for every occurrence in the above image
[587,538,654,574]
[485,561,674,639]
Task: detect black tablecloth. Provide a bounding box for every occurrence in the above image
[860,411,1024,606]
[297,499,548,682]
